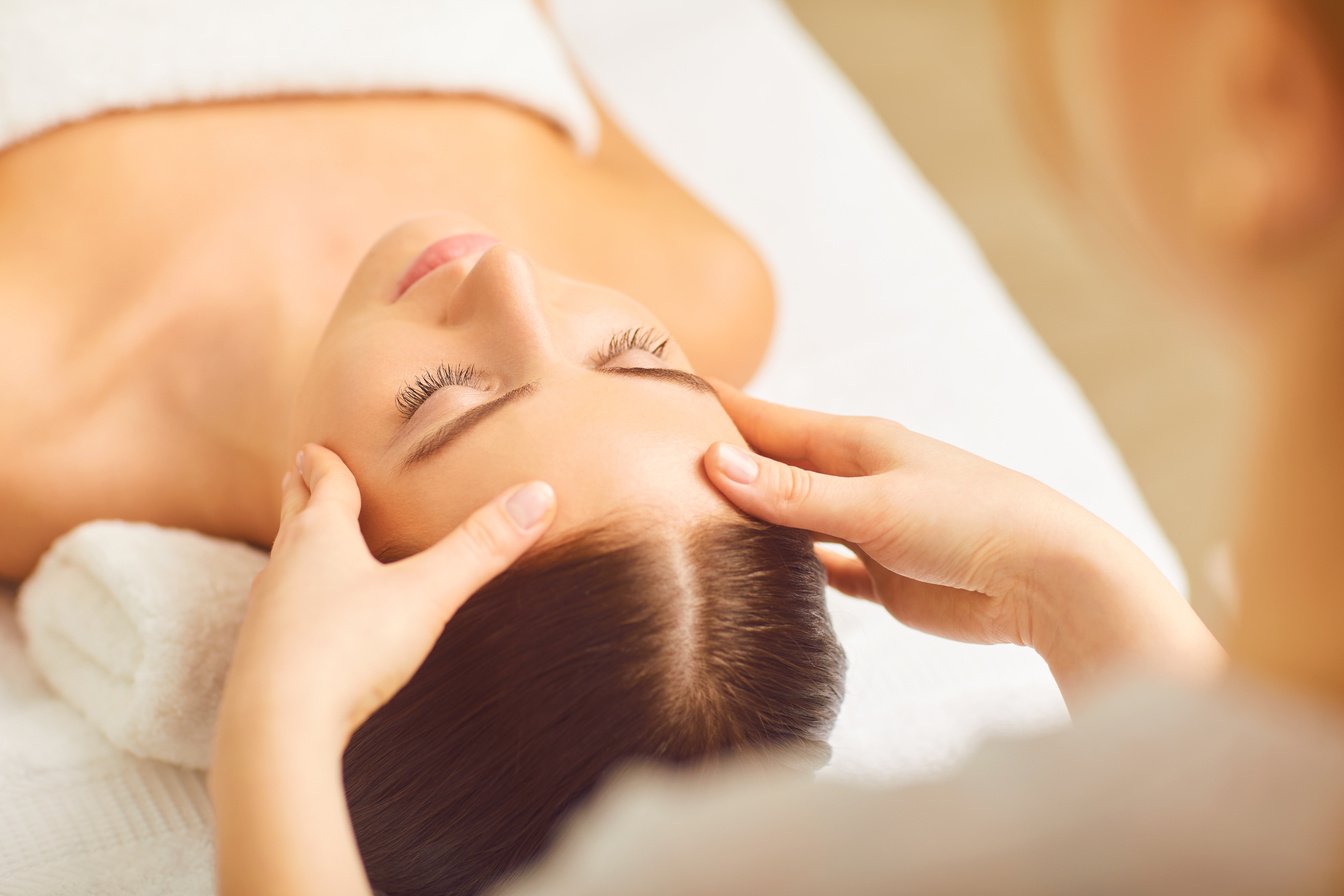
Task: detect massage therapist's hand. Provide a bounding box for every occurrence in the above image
[703,386,1224,706]
[210,445,555,896]
[216,444,557,747]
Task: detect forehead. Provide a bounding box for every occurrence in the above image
[355,369,743,557]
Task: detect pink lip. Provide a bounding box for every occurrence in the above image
[394,233,501,299]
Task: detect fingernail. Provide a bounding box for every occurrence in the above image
[281,471,292,491]
[715,444,759,484]
[294,449,304,471]
[506,482,555,529]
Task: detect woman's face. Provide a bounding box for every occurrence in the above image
[293,214,750,557]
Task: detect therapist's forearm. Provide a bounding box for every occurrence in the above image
[210,705,372,896]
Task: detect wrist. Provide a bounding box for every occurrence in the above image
[210,708,347,814]
[213,673,351,771]
[1024,522,1225,702]
[209,693,370,896]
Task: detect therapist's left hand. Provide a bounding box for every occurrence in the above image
[214,444,557,749]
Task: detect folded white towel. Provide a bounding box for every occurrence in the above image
[16,521,267,770]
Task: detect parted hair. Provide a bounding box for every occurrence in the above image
[342,515,846,896]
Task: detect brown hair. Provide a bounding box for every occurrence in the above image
[342,516,845,896]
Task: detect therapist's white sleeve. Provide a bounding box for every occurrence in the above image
[499,674,1344,896]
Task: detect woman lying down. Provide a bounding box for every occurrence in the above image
[0,1,844,892]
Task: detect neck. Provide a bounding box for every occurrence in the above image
[45,203,355,551]
[1230,284,1344,708]
[153,230,355,549]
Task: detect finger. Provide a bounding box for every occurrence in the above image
[394,481,556,616]
[295,443,362,520]
[810,534,867,554]
[815,547,877,601]
[704,442,886,545]
[878,576,1020,647]
[278,467,311,526]
[708,381,900,476]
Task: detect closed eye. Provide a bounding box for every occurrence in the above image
[588,327,670,367]
[396,363,483,420]
[397,366,714,469]
[396,326,672,421]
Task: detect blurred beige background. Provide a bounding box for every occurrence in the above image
[782,0,1245,631]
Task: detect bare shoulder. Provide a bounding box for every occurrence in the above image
[558,119,777,385]
[0,411,176,581]
[676,222,775,387]
[521,22,776,385]
[0,327,148,580]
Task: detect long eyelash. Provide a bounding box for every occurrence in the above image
[397,328,668,419]
[396,363,480,419]
[594,327,670,365]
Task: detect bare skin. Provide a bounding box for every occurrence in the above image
[0,93,773,580]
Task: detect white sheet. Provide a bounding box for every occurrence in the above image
[0,0,1183,891]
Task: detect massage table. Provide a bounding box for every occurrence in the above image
[0,0,1183,891]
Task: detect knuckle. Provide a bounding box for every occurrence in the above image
[304,456,330,484]
[309,474,359,513]
[853,414,890,435]
[309,467,341,494]
[775,464,816,510]
[852,416,905,470]
[285,508,323,541]
[982,593,1031,648]
[457,510,514,560]
[877,415,907,436]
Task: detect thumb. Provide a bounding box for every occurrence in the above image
[704,442,881,545]
[393,480,557,615]
[295,443,362,521]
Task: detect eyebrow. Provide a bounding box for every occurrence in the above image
[602,366,714,394]
[399,366,715,469]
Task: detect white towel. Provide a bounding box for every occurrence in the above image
[0,0,600,156]
[0,580,216,896]
[16,521,267,770]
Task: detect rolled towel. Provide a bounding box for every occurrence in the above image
[16,521,267,770]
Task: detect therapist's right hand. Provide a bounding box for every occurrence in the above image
[703,385,1224,706]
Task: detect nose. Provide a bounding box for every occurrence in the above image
[441,244,552,355]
